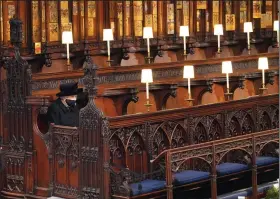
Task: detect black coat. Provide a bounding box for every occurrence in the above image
[47,98,79,127]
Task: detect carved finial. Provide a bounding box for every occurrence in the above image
[83,52,98,99]
[9,17,23,48]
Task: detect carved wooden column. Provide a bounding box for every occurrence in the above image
[78,51,110,198]
[2,18,33,196]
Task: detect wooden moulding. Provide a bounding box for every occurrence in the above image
[31,52,279,92]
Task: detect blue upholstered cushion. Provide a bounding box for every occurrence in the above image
[129,179,166,196]
[173,170,210,185]
[216,163,248,175]
[256,156,279,167]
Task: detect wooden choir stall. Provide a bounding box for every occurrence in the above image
[0,0,279,199]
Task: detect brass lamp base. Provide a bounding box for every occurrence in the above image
[224,92,233,101]
[144,100,153,112]
[145,57,153,64]
[185,98,194,106]
[259,87,268,95]
[106,60,113,67]
[67,59,72,71]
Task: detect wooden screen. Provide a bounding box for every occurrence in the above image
[0,0,277,47]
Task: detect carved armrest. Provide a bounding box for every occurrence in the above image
[109,164,165,197]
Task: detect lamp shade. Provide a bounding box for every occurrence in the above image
[183,65,195,78]
[258,57,269,70]
[222,61,233,74]
[179,26,189,37]
[103,29,114,41]
[62,31,73,44]
[237,197,245,199]
[273,20,279,31]
[244,22,253,33]
[214,24,223,35]
[141,69,153,83]
[143,27,153,39]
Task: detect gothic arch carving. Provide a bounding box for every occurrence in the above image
[152,128,170,158]
[190,115,223,144]
[171,124,188,148]
[226,109,255,137]
[126,132,147,173]
[109,134,126,167]
[241,114,254,134]
[258,111,271,131]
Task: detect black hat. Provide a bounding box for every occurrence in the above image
[56,82,83,97]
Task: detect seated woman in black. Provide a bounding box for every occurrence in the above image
[47,82,82,127]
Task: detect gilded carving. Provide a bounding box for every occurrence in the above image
[134,21,142,37]
[73,1,78,15]
[167,4,174,34]
[49,23,59,42]
[49,1,58,23]
[197,1,207,9]
[8,4,15,19]
[88,1,96,18]
[32,1,40,42]
[253,1,261,19]
[226,14,235,31]
[145,14,153,27]
[60,1,69,24]
[133,1,143,21]
[88,18,94,36]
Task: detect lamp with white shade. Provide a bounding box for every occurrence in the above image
[62,31,73,69]
[273,20,279,47]
[244,22,253,50]
[180,26,189,58]
[222,61,233,95]
[143,27,153,63]
[141,69,153,111]
[258,57,269,90]
[103,29,114,66]
[214,24,223,53]
[237,197,245,199]
[183,65,195,102]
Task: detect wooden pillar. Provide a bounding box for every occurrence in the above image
[252,137,258,199]
[166,151,173,199]
[211,144,217,199]
[78,55,110,199]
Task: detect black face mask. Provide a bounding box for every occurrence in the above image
[65,99,76,107]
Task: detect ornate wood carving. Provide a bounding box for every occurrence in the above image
[31,56,279,91]
[1,18,33,195]
[78,53,110,199]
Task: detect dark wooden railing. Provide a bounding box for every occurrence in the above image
[150,128,279,199]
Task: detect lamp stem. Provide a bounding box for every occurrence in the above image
[247,32,250,50]
[277,30,279,46]
[183,36,186,55]
[226,73,229,93]
[146,82,149,100]
[147,38,150,57]
[218,35,221,53]
[262,69,265,88]
[107,40,110,57]
[66,43,70,62]
[188,78,191,99]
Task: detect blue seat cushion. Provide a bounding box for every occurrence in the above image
[216,163,248,175]
[173,170,210,185]
[129,179,166,196]
[256,156,279,167]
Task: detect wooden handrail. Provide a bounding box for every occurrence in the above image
[151,128,279,164]
[108,94,278,128]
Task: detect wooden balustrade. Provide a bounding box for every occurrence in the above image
[149,128,279,199]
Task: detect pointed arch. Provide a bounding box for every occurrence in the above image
[126,131,147,174]
[171,124,188,148]
[193,122,207,144]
